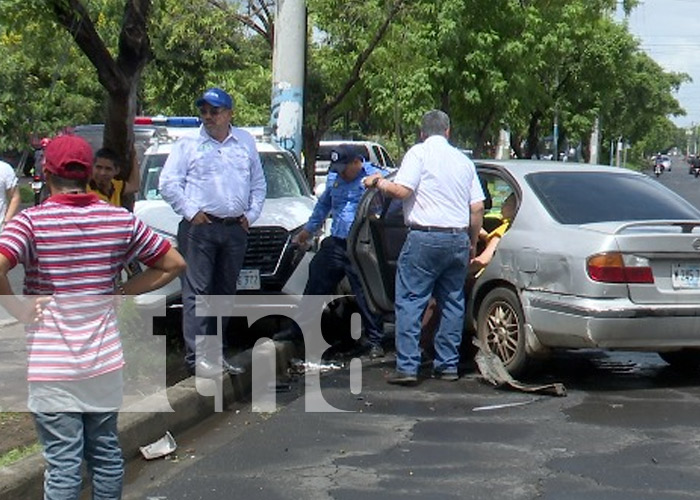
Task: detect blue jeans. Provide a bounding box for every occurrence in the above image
[304,237,384,346]
[33,412,123,500]
[394,230,470,375]
[178,219,247,369]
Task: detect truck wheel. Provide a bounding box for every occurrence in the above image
[476,287,529,377]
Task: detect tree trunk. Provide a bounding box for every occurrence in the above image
[474,109,496,158]
[49,0,151,208]
[511,133,524,159]
[525,110,543,159]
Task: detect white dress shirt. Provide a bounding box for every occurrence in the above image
[394,135,484,228]
[159,125,266,223]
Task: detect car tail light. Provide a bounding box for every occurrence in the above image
[587,252,654,284]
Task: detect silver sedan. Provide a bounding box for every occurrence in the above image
[349,160,700,376]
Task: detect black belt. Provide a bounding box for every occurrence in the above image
[206,214,244,225]
[409,225,468,234]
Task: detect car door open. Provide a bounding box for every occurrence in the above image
[348,182,407,315]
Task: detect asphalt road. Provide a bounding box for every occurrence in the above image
[124,351,700,500]
[121,155,700,500]
[652,155,700,207]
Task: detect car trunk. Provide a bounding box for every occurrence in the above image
[611,221,700,305]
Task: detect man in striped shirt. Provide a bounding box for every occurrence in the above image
[0,135,185,500]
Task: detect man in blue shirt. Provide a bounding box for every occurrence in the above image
[279,144,385,358]
[159,87,267,376]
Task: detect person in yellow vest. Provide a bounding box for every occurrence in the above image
[88,148,140,207]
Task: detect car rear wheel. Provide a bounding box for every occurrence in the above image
[476,287,528,377]
[658,350,700,373]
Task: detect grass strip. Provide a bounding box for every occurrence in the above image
[0,442,41,468]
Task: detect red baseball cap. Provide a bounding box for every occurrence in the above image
[43,135,93,180]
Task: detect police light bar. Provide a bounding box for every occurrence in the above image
[134,116,201,127]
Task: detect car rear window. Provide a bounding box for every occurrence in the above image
[527,171,700,224]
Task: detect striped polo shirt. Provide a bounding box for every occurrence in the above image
[0,193,170,382]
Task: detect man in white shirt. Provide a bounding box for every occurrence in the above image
[159,87,267,376]
[363,110,485,385]
[0,160,20,230]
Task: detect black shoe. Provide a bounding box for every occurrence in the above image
[368,344,385,359]
[433,370,459,381]
[386,371,418,386]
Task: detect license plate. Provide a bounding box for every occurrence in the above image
[671,263,700,289]
[31,182,43,190]
[237,269,260,290]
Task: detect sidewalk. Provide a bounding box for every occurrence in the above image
[0,318,298,500]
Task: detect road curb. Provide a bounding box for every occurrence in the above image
[0,340,298,500]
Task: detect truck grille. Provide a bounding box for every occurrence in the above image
[243,226,290,275]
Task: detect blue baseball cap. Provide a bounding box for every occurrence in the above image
[195,87,234,110]
[330,144,364,173]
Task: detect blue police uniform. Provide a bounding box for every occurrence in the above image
[303,161,385,348]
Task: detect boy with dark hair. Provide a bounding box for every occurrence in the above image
[89,147,141,207]
[0,135,185,499]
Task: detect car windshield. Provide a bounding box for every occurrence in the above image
[140,150,308,200]
[527,171,700,224]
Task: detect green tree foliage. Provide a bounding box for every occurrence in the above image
[301,0,407,183]
[0,0,689,177]
[0,0,103,151]
[0,0,152,189]
[141,0,272,125]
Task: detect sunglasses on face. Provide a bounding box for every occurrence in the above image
[199,106,223,117]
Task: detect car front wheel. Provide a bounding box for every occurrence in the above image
[476,287,528,377]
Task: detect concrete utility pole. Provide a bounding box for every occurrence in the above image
[270,0,306,163]
[589,116,600,164]
[495,129,511,159]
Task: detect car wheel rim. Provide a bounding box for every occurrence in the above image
[485,301,519,364]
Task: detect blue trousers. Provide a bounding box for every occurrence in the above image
[305,236,384,346]
[33,412,123,500]
[394,230,470,375]
[178,219,247,369]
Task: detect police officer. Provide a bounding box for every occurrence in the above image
[279,144,386,357]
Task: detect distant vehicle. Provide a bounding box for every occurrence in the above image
[314,140,395,196]
[654,162,664,177]
[654,154,671,172]
[71,123,164,166]
[349,160,700,376]
[688,155,700,174]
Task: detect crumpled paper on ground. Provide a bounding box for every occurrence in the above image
[140,431,177,460]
